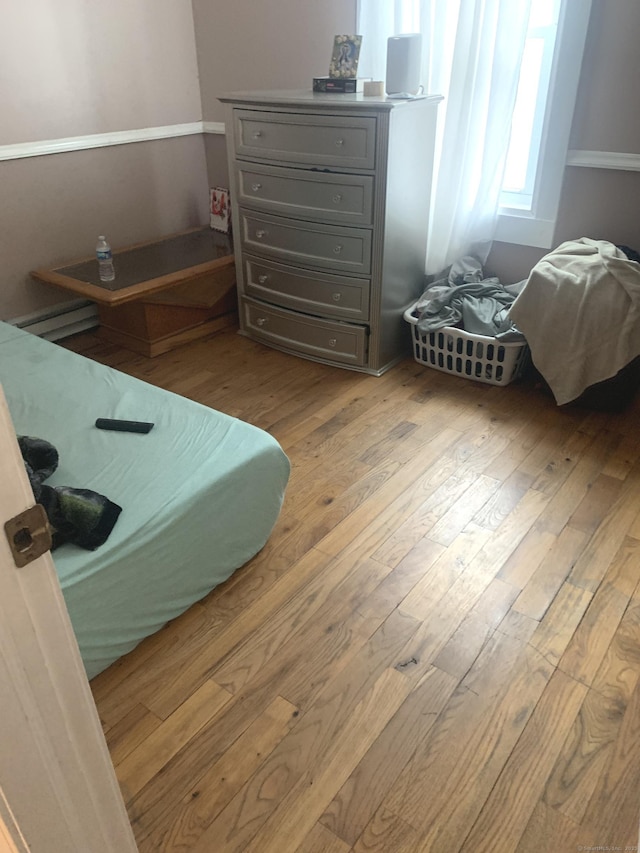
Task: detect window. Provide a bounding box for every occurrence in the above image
[356,0,592,250]
[501,0,561,210]
[496,0,592,247]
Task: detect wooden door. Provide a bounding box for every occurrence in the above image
[0,386,137,852]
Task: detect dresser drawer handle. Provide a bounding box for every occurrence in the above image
[332,194,343,204]
[251,183,262,192]
[328,338,337,347]
[257,274,269,284]
[256,317,268,327]
[333,245,343,254]
[255,229,268,239]
[253,130,263,139]
[332,292,342,302]
[335,138,344,147]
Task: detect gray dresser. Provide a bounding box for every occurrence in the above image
[220,89,442,375]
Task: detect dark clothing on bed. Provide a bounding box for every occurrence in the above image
[18,435,122,550]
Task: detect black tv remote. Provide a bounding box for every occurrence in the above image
[95,418,154,434]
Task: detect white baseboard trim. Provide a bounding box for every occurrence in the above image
[0,122,207,162]
[9,301,99,341]
[567,150,640,172]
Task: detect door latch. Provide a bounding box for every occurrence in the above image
[4,505,52,568]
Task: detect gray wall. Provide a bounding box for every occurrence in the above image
[192,0,640,286]
[5,0,636,317]
[2,139,209,318]
[569,0,640,153]
[0,0,208,320]
[195,0,357,191]
[1,0,358,320]
[192,0,358,124]
[1,1,202,143]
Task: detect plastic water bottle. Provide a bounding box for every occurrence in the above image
[96,236,115,282]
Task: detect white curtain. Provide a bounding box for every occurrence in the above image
[357,0,532,275]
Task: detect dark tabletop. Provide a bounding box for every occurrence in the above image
[55,228,233,291]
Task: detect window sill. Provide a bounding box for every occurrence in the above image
[495,210,555,249]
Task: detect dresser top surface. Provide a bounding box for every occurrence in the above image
[219,89,442,112]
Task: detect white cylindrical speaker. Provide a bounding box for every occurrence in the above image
[386,33,422,96]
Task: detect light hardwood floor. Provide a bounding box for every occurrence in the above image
[64,326,640,852]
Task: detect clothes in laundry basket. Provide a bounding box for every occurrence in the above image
[414,254,525,340]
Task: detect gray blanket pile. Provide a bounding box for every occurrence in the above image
[508,238,640,405]
[414,255,525,340]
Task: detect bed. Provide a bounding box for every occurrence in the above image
[0,321,289,678]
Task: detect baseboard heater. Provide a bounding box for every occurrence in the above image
[9,300,99,341]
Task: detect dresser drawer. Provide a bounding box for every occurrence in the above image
[234,109,376,170]
[240,211,372,275]
[243,298,368,366]
[244,255,370,322]
[236,163,374,226]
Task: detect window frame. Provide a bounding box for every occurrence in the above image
[500,10,560,207]
[496,0,593,248]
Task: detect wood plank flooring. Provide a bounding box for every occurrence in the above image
[63,327,640,852]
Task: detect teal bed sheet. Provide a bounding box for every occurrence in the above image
[0,323,290,678]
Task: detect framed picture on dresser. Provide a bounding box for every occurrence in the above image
[329,35,362,78]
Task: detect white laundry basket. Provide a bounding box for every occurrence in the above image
[404,303,529,387]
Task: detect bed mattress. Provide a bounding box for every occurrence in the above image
[0,322,289,678]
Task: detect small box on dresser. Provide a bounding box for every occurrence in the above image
[219,89,442,375]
